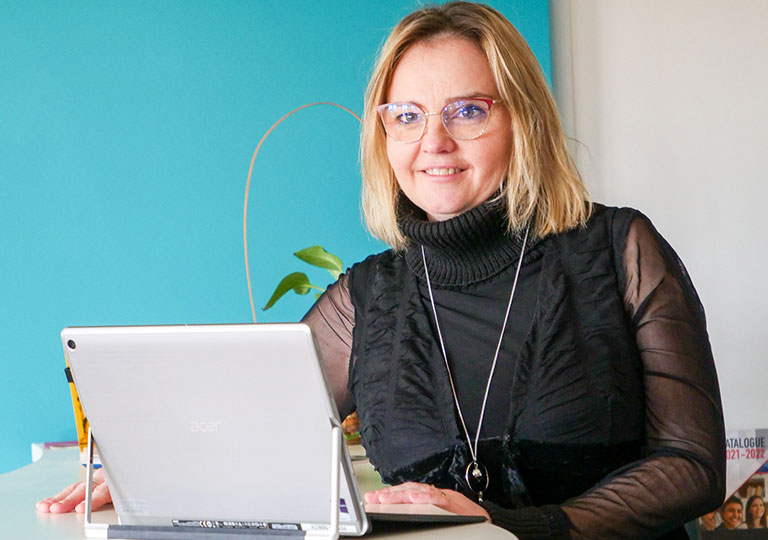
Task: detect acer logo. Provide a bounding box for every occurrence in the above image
[189,421,222,433]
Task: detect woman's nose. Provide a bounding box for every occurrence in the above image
[420,115,456,153]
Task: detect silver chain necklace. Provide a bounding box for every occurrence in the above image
[420,226,529,502]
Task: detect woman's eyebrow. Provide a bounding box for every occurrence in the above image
[445,92,493,101]
[385,93,492,109]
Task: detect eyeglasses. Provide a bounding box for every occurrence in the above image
[376,98,502,143]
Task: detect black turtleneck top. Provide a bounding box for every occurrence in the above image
[397,198,544,439]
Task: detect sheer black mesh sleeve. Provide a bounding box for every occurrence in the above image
[301,272,356,418]
[560,215,726,539]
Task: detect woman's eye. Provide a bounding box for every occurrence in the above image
[454,104,486,120]
[395,111,420,125]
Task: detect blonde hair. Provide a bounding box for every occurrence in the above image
[361,1,591,249]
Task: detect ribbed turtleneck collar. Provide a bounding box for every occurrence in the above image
[398,195,543,287]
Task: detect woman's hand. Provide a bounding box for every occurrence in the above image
[364,482,490,521]
[35,467,112,513]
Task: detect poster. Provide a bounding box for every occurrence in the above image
[694,430,768,537]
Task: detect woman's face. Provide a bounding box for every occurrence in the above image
[385,36,512,222]
[749,498,765,520]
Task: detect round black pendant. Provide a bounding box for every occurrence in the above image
[464,461,489,495]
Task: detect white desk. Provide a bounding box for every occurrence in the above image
[2,446,516,539]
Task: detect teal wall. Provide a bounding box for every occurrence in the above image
[0,1,550,474]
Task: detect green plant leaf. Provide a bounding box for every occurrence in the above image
[263,272,313,310]
[294,245,343,279]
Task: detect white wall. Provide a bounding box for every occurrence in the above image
[550,0,768,430]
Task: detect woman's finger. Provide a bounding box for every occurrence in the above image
[36,481,82,512]
[364,482,440,503]
[376,482,427,492]
[44,482,88,514]
[75,481,113,513]
[408,489,447,505]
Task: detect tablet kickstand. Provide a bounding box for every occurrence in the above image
[329,424,342,540]
[84,427,108,538]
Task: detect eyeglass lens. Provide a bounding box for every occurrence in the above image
[378,99,492,143]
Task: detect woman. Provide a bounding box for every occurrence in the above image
[39,3,725,539]
[305,3,724,539]
[745,495,766,528]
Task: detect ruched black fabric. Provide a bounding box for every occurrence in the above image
[302,202,725,540]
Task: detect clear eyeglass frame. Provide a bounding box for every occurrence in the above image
[376,98,502,143]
